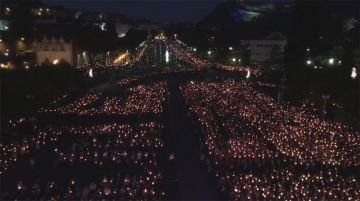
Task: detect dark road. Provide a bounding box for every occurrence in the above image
[164,77,225,200]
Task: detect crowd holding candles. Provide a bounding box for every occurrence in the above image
[2,36,360,200]
[181,80,360,200]
[167,40,263,77]
[1,120,166,200]
[1,76,168,199]
[40,82,167,116]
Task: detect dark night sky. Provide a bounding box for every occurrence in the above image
[42,0,227,23]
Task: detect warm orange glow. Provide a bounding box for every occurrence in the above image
[0,62,13,69]
[113,52,129,64]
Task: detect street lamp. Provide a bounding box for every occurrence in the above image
[89,69,93,78]
[328,58,334,65]
[306,59,312,65]
[165,50,169,64]
[246,69,251,79]
[232,57,236,62]
[229,46,233,51]
[351,67,357,79]
[53,59,59,65]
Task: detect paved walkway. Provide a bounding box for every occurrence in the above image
[164,77,225,200]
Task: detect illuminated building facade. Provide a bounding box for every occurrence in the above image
[34,36,74,65]
[241,32,287,64]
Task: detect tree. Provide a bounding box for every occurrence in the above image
[73,24,117,65]
[117,28,147,49]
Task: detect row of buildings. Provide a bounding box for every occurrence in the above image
[241,32,287,64]
[0,3,160,69]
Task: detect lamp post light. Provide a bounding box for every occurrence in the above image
[306,59,312,65]
[351,67,357,80]
[322,94,330,121]
[165,49,169,64]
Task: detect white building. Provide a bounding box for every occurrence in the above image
[34,36,74,65]
[241,32,287,64]
[115,23,131,38]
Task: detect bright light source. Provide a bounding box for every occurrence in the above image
[82,51,86,56]
[0,39,2,42]
[20,37,25,41]
[53,59,59,65]
[306,59,312,65]
[118,33,126,38]
[114,52,129,64]
[328,58,334,65]
[6,7,11,12]
[351,67,357,79]
[4,52,9,56]
[89,69,94,78]
[246,69,251,79]
[100,22,106,31]
[4,26,8,30]
[338,60,342,65]
[229,46,233,51]
[238,59,241,62]
[232,58,236,62]
[193,48,197,52]
[306,48,310,52]
[207,51,211,55]
[165,50,169,63]
[314,65,318,69]
[25,65,29,69]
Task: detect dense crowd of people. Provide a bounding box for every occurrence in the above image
[1,122,165,200]
[2,37,360,200]
[181,80,360,200]
[167,40,263,77]
[1,76,168,200]
[39,82,167,116]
